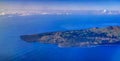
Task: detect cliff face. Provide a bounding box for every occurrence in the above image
[20,26,120,47]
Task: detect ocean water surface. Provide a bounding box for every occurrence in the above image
[0,15,120,61]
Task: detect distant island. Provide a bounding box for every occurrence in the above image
[20,26,120,47]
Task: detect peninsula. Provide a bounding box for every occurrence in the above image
[20,26,120,47]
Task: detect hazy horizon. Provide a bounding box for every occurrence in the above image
[0,1,120,16]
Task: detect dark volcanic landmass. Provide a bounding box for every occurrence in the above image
[20,26,120,47]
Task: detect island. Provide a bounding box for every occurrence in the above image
[20,26,120,47]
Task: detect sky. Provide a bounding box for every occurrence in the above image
[0,0,120,10]
[0,0,120,16]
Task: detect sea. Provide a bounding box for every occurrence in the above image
[0,14,120,61]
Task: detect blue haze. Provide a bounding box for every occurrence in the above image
[0,15,120,61]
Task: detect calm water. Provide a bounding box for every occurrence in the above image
[0,15,120,61]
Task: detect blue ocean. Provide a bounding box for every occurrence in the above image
[0,15,120,61]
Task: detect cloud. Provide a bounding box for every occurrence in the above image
[0,12,5,16]
[0,8,120,17]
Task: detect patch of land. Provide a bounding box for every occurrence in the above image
[20,26,120,47]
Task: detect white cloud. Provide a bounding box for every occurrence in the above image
[0,12,5,16]
[0,9,120,17]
